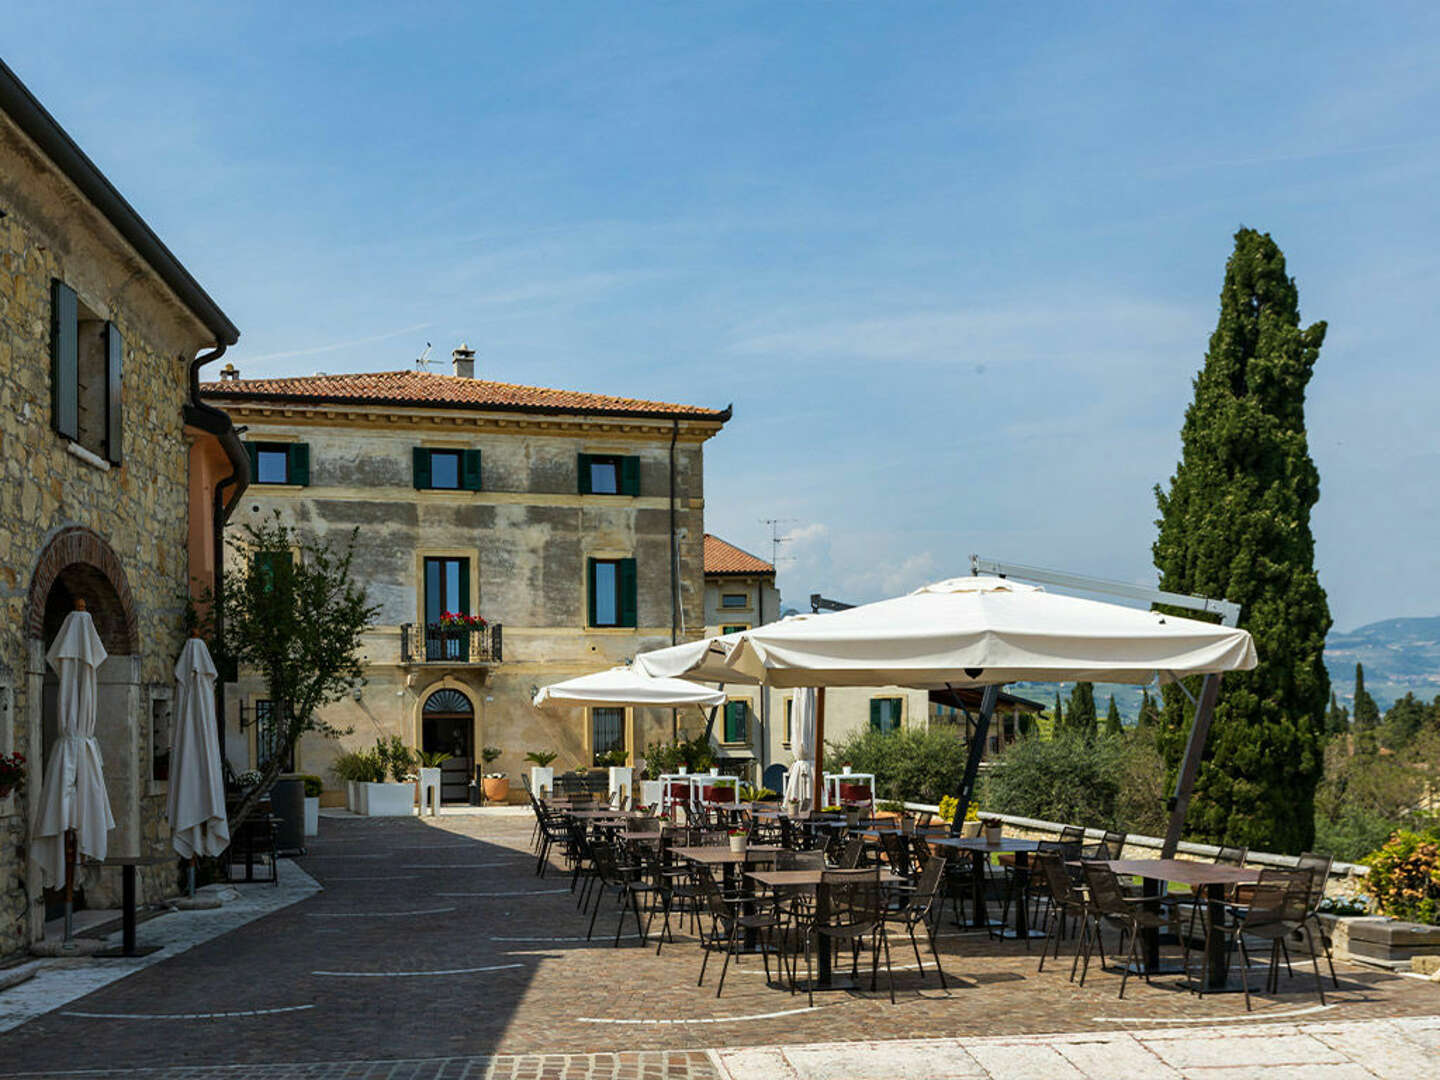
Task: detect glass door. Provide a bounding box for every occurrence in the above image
[423,557,469,660]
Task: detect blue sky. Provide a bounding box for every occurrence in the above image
[10,3,1439,631]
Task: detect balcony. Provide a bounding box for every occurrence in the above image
[400,622,503,665]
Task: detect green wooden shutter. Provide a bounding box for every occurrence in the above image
[725,701,746,742]
[412,447,431,489]
[870,699,882,732]
[577,453,592,494]
[618,557,638,628]
[462,449,483,491]
[620,455,640,496]
[244,441,259,479]
[289,443,310,486]
[51,280,78,440]
[586,558,598,625]
[104,321,123,464]
[458,559,471,616]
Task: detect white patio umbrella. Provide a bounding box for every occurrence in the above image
[168,636,230,869]
[631,625,758,683]
[532,666,726,711]
[31,602,115,937]
[782,687,816,806]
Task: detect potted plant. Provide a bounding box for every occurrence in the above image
[480,746,508,803]
[362,737,416,817]
[0,751,26,800]
[525,749,558,799]
[300,774,323,836]
[729,827,748,855]
[982,816,1003,845]
[415,750,450,814]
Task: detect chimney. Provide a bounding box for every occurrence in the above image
[452,343,475,379]
[219,362,240,382]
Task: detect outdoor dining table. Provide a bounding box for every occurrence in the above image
[1098,858,1261,990]
[747,867,908,990]
[928,836,1042,937]
[670,845,785,950]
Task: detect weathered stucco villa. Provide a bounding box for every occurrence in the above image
[201,349,729,802]
[0,59,246,954]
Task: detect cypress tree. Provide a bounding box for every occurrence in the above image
[1105,695,1124,736]
[1063,682,1097,739]
[1137,689,1160,729]
[1352,662,1380,754]
[1323,691,1349,737]
[1053,692,1063,733]
[1153,228,1331,854]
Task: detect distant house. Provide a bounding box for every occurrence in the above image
[201,349,729,801]
[0,60,245,953]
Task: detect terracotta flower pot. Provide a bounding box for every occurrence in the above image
[483,776,510,803]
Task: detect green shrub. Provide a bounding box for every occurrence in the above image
[524,750,559,768]
[639,736,715,780]
[330,749,385,784]
[1363,828,1440,925]
[375,736,413,782]
[299,774,324,798]
[823,726,970,804]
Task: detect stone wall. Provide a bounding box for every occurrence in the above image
[218,408,720,793]
[0,111,215,956]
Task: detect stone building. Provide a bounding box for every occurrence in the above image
[0,60,246,955]
[201,351,728,802]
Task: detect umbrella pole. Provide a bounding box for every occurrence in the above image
[63,828,76,942]
[949,685,999,835]
[188,855,197,897]
[1161,673,1222,859]
[812,688,825,812]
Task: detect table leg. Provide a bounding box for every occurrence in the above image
[1141,876,1161,972]
[1205,882,1228,989]
[1013,850,1031,937]
[122,866,136,955]
[815,880,832,989]
[970,850,989,928]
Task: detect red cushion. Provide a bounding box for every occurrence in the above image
[839,783,871,802]
[702,785,736,803]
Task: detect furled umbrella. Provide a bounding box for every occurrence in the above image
[782,687,816,809]
[30,601,116,940]
[169,634,230,893]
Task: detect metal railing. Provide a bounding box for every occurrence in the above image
[400,622,503,665]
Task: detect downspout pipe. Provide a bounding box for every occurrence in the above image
[669,420,679,741]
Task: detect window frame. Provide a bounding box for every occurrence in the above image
[723,699,749,745]
[590,706,626,765]
[577,453,640,496]
[869,696,905,735]
[587,556,637,628]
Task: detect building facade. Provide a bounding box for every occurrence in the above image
[0,61,245,955]
[202,352,728,801]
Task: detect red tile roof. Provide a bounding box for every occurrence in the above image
[200,369,730,421]
[704,534,774,576]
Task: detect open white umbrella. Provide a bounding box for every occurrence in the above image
[532,666,726,711]
[31,603,115,937]
[631,626,757,683]
[168,636,230,864]
[782,687,816,806]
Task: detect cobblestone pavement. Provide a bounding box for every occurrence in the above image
[1,811,1436,1078]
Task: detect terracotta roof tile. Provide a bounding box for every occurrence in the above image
[704,534,774,576]
[200,369,729,421]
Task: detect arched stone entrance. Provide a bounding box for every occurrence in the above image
[421,686,476,804]
[24,527,143,928]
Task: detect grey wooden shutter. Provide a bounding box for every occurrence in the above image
[412,447,431,489]
[51,280,78,440]
[869,699,882,732]
[577,453,592,494]
[586,558,598,625]
[620,456,640,495]
[104,321,123,464]
[289,443,310,486]
[462,449,483,491]
[618,558,638,628]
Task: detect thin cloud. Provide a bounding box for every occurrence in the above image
[243,322,433,364]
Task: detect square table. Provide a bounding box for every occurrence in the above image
[929,836,1042,937]
[1097,858,1260,990]
[748,868,908,990]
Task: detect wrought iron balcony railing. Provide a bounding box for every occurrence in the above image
[400,622,503,665]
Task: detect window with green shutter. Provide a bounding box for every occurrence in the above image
[578,453,640,495]
[588,556,638,628]
[414,448,482,491]
[245,441,310,485]
[50,280,123,464]
[869,697,904,734]
[723,701,748,744]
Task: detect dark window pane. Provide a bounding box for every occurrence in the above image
[592,707,624,762]
[430,451,460,489]
[256,448,289,484]
[589,460,618,494]
[721,593,747,608]
[593,561,618,625]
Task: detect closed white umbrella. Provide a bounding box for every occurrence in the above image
[532,666,726,711]
[168,636,230,862]
[31,603,115,937]
[782,687,816,806]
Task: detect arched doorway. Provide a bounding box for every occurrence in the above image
[422,688,474,804]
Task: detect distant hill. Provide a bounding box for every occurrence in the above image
[1324,615,1440,711]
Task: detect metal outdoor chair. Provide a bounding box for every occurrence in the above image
[1297,850,1339,987]
[1033,850,1088,975]
[586,842,659,948]
[878,832,915,883]
[1217,868,1324,1010]
[802,868,895,1006]
[1078,861,1184,998]
[694,865,785,997]
[881,853,950,989]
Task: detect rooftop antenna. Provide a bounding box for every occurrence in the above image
[760,517,797,569]
[414,341,433,371]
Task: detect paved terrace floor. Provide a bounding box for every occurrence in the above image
[1,810,1436,1078]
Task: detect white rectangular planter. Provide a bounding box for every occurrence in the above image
[529,766,554,800]
[640,780,663,809]
[362,781,414,817]
[608,766,633,805]
[303,796,319,836]
[346,780,358,813]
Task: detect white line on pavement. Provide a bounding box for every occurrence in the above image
[312,963,524,977]
[304,906,456,918]
[61,1005,315,1020]
[1094,1002,1334,1023]
[437,889,570,897]
[577,1005,824,1025]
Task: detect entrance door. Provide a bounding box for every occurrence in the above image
[422,688,474,803]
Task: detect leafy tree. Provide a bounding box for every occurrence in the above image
[1352,663,1380,754]
[217,512,378,830]
[1018,710,1035,739]
[1378,692,1434,750]
[1324,692,1350,738]
[1104,695,1124,736]
[1061,682,1097,739]
[1137,690,1160,729]
[1153,227,1331,854]
[824,726,970,804]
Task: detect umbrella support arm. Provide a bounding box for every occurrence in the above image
[949,685,999,834]
[63,828,76,942]
[1161,672,1221,859]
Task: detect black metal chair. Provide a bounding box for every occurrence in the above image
[1078,861,1183,998]
[1216,868,1324,1011]
[1297,851,1339,987]
[803,868,894,1006]
[586,842,659,948]
[882,854,950,989]
[694,866,785,997]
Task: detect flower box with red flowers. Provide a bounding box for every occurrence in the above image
[0,751,25,799]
